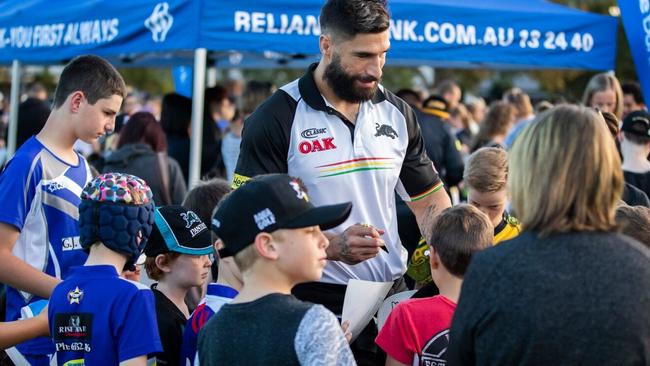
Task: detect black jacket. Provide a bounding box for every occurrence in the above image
[415,109,464,186]
[102,143,187,205]
[17,98,50,149]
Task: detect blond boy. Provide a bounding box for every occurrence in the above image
[199,174,355,365]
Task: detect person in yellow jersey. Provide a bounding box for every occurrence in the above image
[407,147,520,289]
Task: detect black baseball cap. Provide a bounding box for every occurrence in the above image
[622,110,650,138]
[211,174,352,257]
[144,205,214,257]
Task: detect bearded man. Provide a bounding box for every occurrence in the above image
[232,1,451,364]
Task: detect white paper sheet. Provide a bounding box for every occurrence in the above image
[341,279,393,342]
[377,290,417,331]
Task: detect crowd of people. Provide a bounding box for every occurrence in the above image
[0,0,649,365]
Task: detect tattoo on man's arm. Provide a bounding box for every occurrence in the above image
[340,231,351,260]
[419,203,438,242]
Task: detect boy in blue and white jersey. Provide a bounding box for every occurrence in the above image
[48,173,162,365]
[0,55,126,365]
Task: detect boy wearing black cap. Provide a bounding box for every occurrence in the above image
[144,205,213,366]
[621,110,650,197]
[199,174,355,365]
[47,173,161,365]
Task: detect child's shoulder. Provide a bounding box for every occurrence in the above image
[394,295,456,316]
[494,212,521,245]
[54,268,150,300]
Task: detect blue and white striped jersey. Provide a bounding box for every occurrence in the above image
[0,136,91,356]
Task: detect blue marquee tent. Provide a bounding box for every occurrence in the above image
[0,0,199,65]
[0,0,619,184]
[0,0,618,69]
[201,0,617,70]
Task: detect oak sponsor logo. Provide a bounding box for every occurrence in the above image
[298,137,337,154]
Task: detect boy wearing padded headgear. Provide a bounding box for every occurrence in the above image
[0,55,125,365]
[199,174,355,366]
[47,173,161,366]
[144,205,214,366]
[376,204,493,366]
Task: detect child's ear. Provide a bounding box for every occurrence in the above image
[428,246,440,271]
[214,239,223,251]
[155,254,173,273]
[68,91,85,113]
[254,233,279,260]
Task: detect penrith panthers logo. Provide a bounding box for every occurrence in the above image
[375,123,398,139]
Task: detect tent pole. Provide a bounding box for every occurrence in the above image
[188,48,207,189]
[7,60,21,158]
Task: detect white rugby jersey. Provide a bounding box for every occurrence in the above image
[234,64,442,284]
[0,136,91,355]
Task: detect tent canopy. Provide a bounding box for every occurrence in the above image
[201,0,617,70]
[0,0,200,65]
[0,0,617,70]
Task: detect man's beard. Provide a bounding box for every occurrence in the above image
[323,54,379,103]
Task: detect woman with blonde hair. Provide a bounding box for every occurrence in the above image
[582,72,624,119]
[448,105,650,365]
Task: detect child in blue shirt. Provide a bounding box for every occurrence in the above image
[48,173,162,365]
[0,55,126,365]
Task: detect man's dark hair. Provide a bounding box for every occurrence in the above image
[53,55,126,108]
[320,0,389,40]
[428,204,493,277]
[622,82,644,104]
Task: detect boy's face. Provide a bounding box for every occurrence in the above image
[167,253,212,288]
[274,226,329,283]
[467,188,507,228]
[74,94,122,143]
